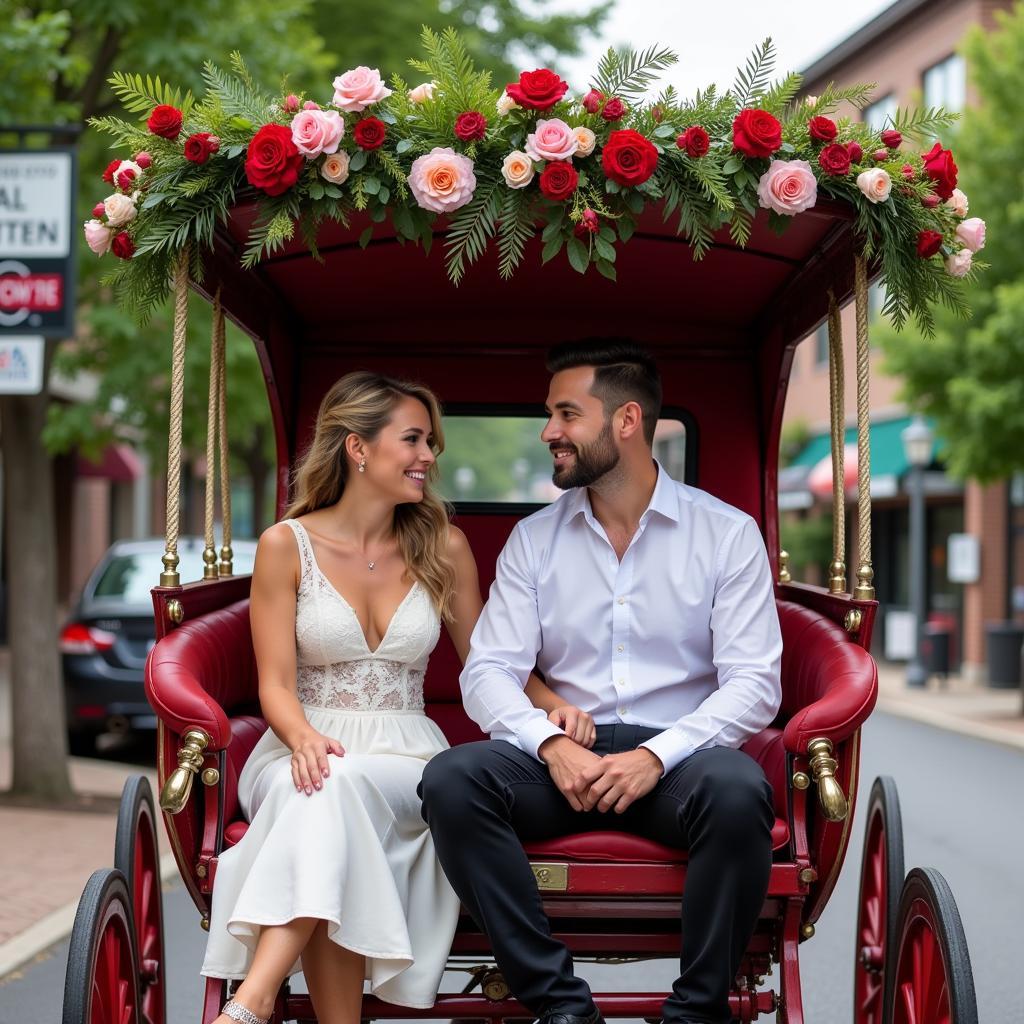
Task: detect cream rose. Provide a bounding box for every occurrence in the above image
[291,109,345,157]
[408,147,477,213]
[496,92,520,116]
[945,248,973,278]
[946,188,969,218]
[83,219,112,255]
[408,82,435,104]
[320,152,351,185]
[756,159,818,215]
[955,217,985,252]
[332,66,392,112]
[857,168,892,204]
[103,192,137,228]
[525,118,578,162]
[572,126,596,157]
[501,150,535,189]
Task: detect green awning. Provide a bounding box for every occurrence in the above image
[789,415,940,478]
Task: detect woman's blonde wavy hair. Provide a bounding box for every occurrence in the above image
[284,371,456,622]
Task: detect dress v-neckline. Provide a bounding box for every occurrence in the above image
[294,520,418,656]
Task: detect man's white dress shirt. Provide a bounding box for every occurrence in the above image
[460,463,783,774]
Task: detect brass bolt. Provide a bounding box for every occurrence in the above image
[799,867,818,884]
[200,916,210,931]
[166,598,184,625]
[202,767,220,786]
[801,923,815,940]
[196,864,207,878]
[792,772,810,790]
[844,609,863,634]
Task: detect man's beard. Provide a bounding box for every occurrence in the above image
[551,419,620,489]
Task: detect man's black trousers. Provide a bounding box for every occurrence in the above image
[419,724,774,1024]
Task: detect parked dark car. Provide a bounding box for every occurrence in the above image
[63,536,256,752]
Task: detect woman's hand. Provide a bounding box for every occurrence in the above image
[290,730,345,795]
[547,705,596,748]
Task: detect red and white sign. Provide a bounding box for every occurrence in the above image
[0,264,63,317]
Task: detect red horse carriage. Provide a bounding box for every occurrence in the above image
[64,38,979,1023]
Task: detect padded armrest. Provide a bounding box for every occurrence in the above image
[776,600,877,753]
[144,599,257,749]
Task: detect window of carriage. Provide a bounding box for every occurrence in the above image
[923,54,966,114]
[437,412,692,504]
[864,94,898,131]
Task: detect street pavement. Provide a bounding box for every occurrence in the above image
[1,653,1022,1022]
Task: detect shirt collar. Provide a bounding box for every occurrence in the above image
[566,461,681,525]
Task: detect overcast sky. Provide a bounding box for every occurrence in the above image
[540,0,897,97]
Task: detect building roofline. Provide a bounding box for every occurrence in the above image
[800,0,936,84]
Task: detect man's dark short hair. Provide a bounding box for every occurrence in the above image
[546,339,662,446]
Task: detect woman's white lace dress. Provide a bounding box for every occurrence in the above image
[201,519,459,1008]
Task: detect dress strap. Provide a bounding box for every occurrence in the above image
[281,518,315,588]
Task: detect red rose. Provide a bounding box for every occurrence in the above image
[677,125,710,158]
[111,232,135,260]
[184,132,218,164]
[244,123,303,196]
[808,116,837,142]
[818,143,852,176]
[134,151,152,169]
[353,117,387,150]
[846,140,864,163]
[573,208,599,238]
[602,128,659,187]
[872,148,889,161]
[732,108,782,158]
[880,129,903,149]
[539,161,578,202]
[921,142,958,201]
[921,193,940,209]
[147,104,183,140]
[581,89,604,114]
[102,159,120,184]
[505,68,569,111]
[92,202,105,218]
[601,97,626,122]
[901,163,916,180]
[917,230,943,258]
[651,106,664,124]
[115,167,137,190]
[454,111,488,142]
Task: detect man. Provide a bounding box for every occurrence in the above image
[420,340,782,1024]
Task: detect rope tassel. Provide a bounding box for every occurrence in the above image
[853,254,875,600]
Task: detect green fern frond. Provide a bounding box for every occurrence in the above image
[496,190,535,280]
[759,72,803,115]
[592,45,678,103]
[86,115,151,150]
[730,38,776,108]
[201,60,270,125]
[887,105,960,140]
[107,72,194,119]
[444,178,500,284]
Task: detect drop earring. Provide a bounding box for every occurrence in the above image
[358,458,366,473]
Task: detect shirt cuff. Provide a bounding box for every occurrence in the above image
[639,731,693,776]
[517,715,566,761]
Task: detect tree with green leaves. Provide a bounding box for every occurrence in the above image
[876,8,1022,481]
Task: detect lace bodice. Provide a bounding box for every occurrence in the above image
[283,519,440,712]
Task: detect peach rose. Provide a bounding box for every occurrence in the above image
[573,126,596,157]
[525,118,578,162]
[955,217,985,252]
[756,159,818,215]
[408,82,435,104]
[408,147,477,213]
[501,150,535,189]
[320,152,350,185]
[945,248,973,277]
[857,168,892,204]
[496,92,520,116]
[946,188,969,217]
[83,219,112,255]
[290,109,345,157]
[332,67,392,113]
[103,192,137,227]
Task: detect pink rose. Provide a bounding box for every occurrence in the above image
[290,109,345,157]
[756,159,818,216]
[525,118,578,162]
[83,219,112,255]
[302,100,321,110]
[955,217,985,252]
[945,248,973,278]
[332,66,392,112]
[283,94,300,113]
[857,168,892,204]
[946,188,969,217]
[408,82,435,104]
[408,146,477,213]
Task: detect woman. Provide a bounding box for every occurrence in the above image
[202,371,594,1024]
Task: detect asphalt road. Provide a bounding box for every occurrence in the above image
[3,712,1021,1024]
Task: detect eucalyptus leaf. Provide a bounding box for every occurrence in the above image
[363,176,381,195]
[595,258,617,281]
[541,235,564,264]
[395,139,414,154]
[359,226,374,248]
[350,150,368,172]
[566,237,590,273]
[594,236,616,262]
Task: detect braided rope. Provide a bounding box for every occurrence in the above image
[161,248,190,587]
[853,254,875,600]
[202,289,223,579]
[217,308,233,575]
[827,290,847,593]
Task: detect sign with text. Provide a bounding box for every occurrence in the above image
[0,336,45,394]
[0,150,76,337]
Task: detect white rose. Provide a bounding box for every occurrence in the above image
[103,192,138,227]
[496,92,520,116]
[501,150,535,189]
[856,168,892,204]
[945,248,973,278]
[320,151,351,185]
[946,188,969,218]
[572,126,596,157]
[408,82,435,104]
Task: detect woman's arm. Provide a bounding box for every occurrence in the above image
[250,524,343,794]
[444,525,594,747]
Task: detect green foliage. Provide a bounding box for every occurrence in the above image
[591,45,678,104]
[729,38,777,109]
[780,514,834,574]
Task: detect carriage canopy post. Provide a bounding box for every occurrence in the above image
[203,288,225,580]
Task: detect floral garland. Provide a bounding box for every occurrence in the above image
[86,32,985,333]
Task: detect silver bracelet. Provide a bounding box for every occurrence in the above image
[222,999,268,1024]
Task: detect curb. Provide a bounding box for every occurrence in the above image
[877,695,1024,753]
[0,851,178,981]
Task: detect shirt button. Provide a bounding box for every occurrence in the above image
[617,678,625,686]
[617,644,624,652]
[617,707,627,716]
[617,597,626,605]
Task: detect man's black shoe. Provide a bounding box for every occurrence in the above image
[536,1008,605,1024]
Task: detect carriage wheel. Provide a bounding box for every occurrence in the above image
[114,775,166,1024]
[887,867,978,1024]
[63,868,141,1024]
[853,776,904,1024]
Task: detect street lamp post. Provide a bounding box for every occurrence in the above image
[902,416,934,688]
